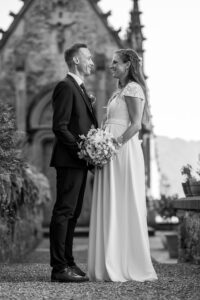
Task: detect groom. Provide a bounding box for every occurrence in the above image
[49,43,98,283]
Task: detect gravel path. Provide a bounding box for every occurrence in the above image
[0,238,199,300]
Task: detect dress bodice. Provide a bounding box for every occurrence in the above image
[106,82,145,127]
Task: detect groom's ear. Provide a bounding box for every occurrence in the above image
[126,61,131,70]
[73,56,79,65]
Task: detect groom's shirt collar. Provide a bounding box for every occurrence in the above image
[68,72,83,86]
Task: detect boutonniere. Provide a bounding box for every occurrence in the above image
[88,94,96,106]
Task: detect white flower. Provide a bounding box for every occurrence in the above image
[77,128,118,167]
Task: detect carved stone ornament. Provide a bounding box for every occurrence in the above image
[49,0,76,52]
[52,0,70,8]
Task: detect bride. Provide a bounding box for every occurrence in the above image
[88,49,157,282]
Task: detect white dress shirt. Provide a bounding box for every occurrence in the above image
[68,72,83,86]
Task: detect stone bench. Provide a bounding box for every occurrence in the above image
[173,196,200,264]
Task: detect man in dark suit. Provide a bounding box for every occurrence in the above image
[49,43,98,283]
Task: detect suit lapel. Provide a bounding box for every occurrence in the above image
[66,74,98,125]
[67,75,92,112]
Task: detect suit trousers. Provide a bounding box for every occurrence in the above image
[50,167,88,271]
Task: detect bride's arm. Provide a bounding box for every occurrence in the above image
[100,113,107,129]
[101,103,110,129]
[116,96,143,144]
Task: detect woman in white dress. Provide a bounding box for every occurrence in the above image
[88,49,157,282]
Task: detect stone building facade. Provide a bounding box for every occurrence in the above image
[0,0,152,226]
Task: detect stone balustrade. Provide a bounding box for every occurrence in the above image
[173,196,200,264]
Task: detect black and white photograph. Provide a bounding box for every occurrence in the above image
[0,0,200,299]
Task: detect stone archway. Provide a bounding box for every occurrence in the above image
[27,86,55,225]
[27,85,92,226]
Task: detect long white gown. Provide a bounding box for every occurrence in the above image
[88,82,157,282]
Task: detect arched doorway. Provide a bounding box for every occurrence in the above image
[27,85,92,226]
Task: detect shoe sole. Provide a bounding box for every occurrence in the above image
[51,278,89,283]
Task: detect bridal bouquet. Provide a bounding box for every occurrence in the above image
[77,128,119,168]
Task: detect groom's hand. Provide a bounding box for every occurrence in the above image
[88,164,95,174]
[90,168,95,175]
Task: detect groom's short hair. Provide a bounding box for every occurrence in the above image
[64,43,88,67]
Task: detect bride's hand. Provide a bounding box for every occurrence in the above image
[112,136,123,148]
[117,136,123,145]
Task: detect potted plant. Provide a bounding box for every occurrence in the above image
[153,194,179,258]
[181,164,193,196]
[181,164,200,197]
[153,194,179,228]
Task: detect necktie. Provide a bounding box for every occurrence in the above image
[80,83,93,110]
[80,83,88,96]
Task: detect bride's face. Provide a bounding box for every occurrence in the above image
[110,54,129,80]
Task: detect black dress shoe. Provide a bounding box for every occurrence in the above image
[69,264,86,277]
[51,268,89,283]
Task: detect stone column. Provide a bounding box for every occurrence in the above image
[94,53,107,126]
[142,133,151,190]
[14,64,27,132]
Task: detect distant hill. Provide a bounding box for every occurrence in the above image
[155,136,200,197]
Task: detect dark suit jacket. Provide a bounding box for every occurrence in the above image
[50,74,98,168]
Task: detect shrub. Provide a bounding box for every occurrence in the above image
[153,194,178,219]
[0,100,26,221]
[0,101,24,174]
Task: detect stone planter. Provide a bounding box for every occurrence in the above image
[173,197,200,264]
[182,182,192,197]
[0,205,44,262]
[182,182,200,197]
[189,183,200,196]
[154,222,179,231]
[165,232,178,258]
[0,168,51,262]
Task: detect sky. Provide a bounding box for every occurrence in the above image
[0,0,200,141]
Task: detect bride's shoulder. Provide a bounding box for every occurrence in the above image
[123,82,145,99]
[126,81,142,90]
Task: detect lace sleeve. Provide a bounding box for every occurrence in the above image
[123,82,145,100]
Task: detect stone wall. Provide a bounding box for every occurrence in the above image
[174,197,200,264]
[0,0,121,226]
[0,0,119,107]
[0,166,51,262]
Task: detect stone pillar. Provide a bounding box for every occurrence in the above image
[94,53,107,126]
[142,133,151,190]
[14,65,27,132]
[174,197,200,264]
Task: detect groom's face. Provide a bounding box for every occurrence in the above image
[76,48,94,76]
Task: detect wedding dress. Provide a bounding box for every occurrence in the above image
[88,82,157,282]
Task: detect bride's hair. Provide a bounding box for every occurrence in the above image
[115,49,151,129]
